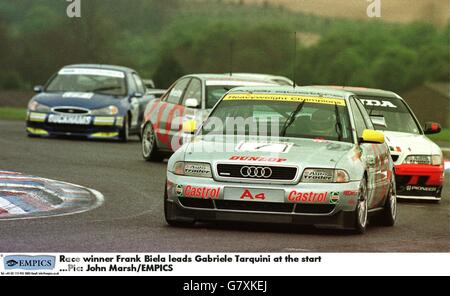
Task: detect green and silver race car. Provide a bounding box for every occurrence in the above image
[164,86,397,233]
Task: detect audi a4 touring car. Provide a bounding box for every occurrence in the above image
[141,74,277,161]
[26,64,156,142]
[164,86,397,233]
[319,86,444,201]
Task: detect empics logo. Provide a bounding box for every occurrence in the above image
[6,259,19,268]
[4,255,56,271]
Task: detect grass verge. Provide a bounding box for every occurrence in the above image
[0,107,27,121]
[427,128,449,146]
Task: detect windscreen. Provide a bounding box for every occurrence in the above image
[202,93,353,143]
[46,68,127,96]
[359,96,421,134]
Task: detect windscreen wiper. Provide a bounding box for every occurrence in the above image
[334,103,343,141]
[90,86,121,93]
[280,100,305,137]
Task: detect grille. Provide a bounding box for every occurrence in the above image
[395,175,411,186]
[215,200,293,213]
[396,175,429,186]
[45,123,92,133]
[178,197,214,209]
[53,107,89,114]
[417,176,429,186]
[217,164,297,181]
[295,204,335,214]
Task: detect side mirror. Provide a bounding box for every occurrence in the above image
[360,129,385,144]
[185,98,200,109]
[370,115,387,129]
[33,85,44,93]
[423,122,441,135]
[182,119,197,134]
[131,92,144,99]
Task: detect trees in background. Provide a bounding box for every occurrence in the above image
[0,0,448,91]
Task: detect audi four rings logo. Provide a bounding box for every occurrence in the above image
[240,166,273,178]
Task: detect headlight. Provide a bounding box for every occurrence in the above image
[404,155,431,165]
[173,162,212,178]
[301,168,349,183]
[28,101,51,113]
[431,155,442,166]
[91,105,119,116]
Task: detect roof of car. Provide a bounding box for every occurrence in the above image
[183,74,279,84]
[226,73,294,82]
[63,64,136,74]
[228,86,353,99]
[312,85,400,98]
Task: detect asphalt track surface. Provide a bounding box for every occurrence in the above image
[0,120,448,252]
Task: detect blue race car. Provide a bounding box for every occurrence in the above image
[26,64,156,142]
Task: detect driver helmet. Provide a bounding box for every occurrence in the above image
[310,109,336,136]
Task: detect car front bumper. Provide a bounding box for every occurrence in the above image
[166,172,362,229]
[394,164,444,199]
[26,112,124,139]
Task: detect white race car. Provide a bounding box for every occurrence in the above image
[319,86,444,201]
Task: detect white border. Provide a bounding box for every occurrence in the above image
[1,253,449,276]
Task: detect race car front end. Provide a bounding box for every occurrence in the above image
[165,146,363,230]
[26,103,126,140]
[164,87,397,232]
[386,132,444,200]
[393,154,444,200]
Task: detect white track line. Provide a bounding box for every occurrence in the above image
[397,195,441,201]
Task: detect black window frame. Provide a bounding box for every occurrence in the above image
[354,96,374,130]
[350,97,368,138]
[132,72,146,94]
[163,77,192,105]
[181,77,202,108]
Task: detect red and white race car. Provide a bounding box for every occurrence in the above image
[316,86,445,200]
[140,74,280,161]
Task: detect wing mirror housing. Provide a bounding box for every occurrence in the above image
[185,98,200,109]
[360,129,385,144]
[33,85,44,93]
[132,92,144,98]
[423,122,441,135]
[182,119,197,134]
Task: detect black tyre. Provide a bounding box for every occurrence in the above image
[119,116,129,142]
[354,177,369,234]
[142,122,163,162]
[164,182,194,227]
[379,178,397,227]
[434,187,442,203]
